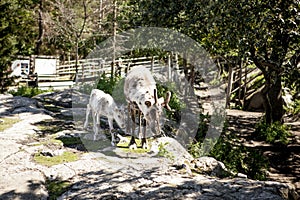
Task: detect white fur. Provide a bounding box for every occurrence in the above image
[84,89,125,146]
[124,66,171,149]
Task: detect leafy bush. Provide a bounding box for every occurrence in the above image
[96,73,120,95]
[189,132,268,180]
[156,82,186,122]
[9,86,53,98]
[209,134,268,180]
[293,99,300,114]
[289,99,300,115]
[255,119,291,145]
[189,117,268,181]
[77,82,95,95]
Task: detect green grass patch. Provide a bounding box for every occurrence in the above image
[116,136,151,153]
[34,151,79,166]
[46,179,71,200]
[9,86,54,98]
[0,117,21,132]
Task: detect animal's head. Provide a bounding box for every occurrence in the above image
[144,89,172,134]
[113,106,126,129]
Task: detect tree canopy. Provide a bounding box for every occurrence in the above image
[0,0,299,123]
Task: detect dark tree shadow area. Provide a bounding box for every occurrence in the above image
[53,167,293,200]
[0,180,47,200]
[227,111,300,195]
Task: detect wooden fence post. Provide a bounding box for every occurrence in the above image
[243,60,248,106]
[151,56,154,73]
[226,65,234,108]
[111,62,114,80]
[167,54,171,80]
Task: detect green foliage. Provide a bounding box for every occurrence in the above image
[156,82,185,121]
[255,119,291,145]
[96,73,119,95]
[45,179,71,200]
[209,134,268,180]
[77,82,95,95]
[157,142,175,161]
[292,99,300,115]
[189,118,268,180]
[9,86,53,98]
[193,113,210,144]
[0,0,37,92]
[285,98,300,116]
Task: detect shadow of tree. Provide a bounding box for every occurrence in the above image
[56,167,293,200]
[0,180,47,200]
[227,111,300,195]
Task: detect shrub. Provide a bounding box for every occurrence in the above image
[189,118,268,181]
[209,134,268,180]
[96,73,120,95]
[255,119,291,145]
[9,86,53,98]
[156,82,186,122]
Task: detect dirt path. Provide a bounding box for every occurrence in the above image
[226,109,300,195]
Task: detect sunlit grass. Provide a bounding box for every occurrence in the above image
[0,117,20,132]
[117,136,152,153]
[34,151,79,166]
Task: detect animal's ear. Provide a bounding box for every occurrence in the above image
[145,101,151,107]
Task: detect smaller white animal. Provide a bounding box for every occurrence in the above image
[84,89,126,146]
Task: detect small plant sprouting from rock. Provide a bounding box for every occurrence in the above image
[157,142,175,161]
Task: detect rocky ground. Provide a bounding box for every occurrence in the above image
[0,90,298,199]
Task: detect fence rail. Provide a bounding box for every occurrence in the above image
[226,64,263,108]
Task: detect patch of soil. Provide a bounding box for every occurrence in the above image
[226,109,300,195]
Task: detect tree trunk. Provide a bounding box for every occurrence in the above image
[262,72,284,124]
[35,0,44,55]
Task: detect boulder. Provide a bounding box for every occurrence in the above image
[244,90,265,112]
[191,156,231,177]
[150,136,194,164]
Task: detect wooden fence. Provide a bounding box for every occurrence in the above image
[56,56,164,81]
[31,56,168,90]
[226,64,263,108]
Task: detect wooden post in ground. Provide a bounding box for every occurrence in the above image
[167,54,171,81]
[237,61,243,107]
[226,65,234,108]
[151,56,154,73]
[243,60,248,107]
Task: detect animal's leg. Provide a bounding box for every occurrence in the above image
[108,117,115,146]
[94,112,101,141]
[129,105,137,150]
[83,104,91,129]
[126,104,131,134]
[129,135,137,150]
[138,109,142,141]
[141,120,149,149]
